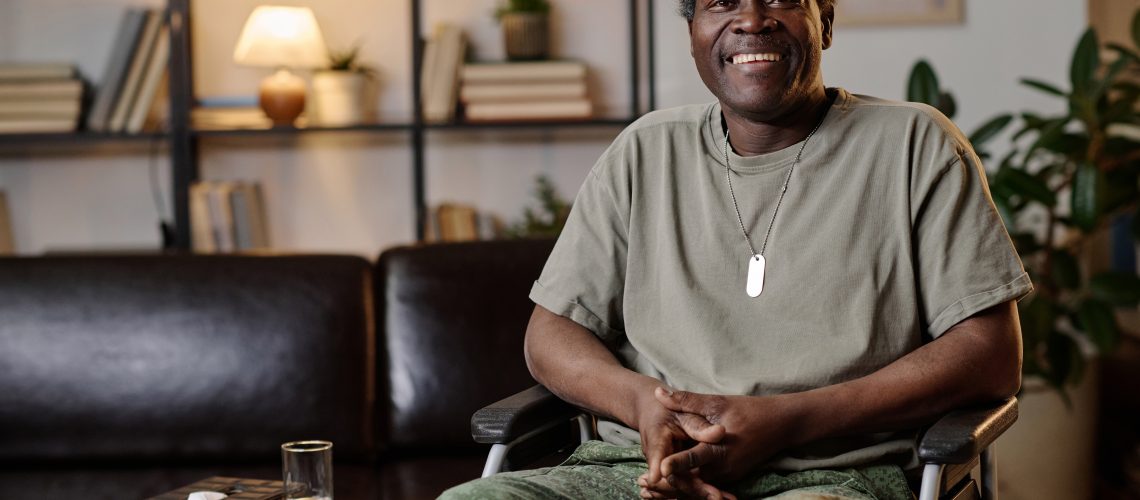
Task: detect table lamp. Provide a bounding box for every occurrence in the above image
[233,6,328,126]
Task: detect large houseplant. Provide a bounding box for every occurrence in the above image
[907,12,1140,400]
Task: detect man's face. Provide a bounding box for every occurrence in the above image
[688,0,833,121]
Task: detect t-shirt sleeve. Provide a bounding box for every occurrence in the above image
[529,156,630,343]
[913,146,1034,339]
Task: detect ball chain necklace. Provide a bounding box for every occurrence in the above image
[724,115,825,298]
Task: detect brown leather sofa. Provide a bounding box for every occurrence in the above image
[0,239,555,500]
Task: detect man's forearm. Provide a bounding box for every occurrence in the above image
[524,304,662,428]
[784,301,1023,446]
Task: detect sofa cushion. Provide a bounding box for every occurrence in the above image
[377,239,555,450]
[0,255,376,463]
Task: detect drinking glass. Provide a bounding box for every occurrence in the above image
[281,440,333,500]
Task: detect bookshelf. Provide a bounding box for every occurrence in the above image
[1,0,659,251]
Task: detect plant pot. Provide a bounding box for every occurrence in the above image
[995,372,1099,500]
[501,12,549,61]
[311,70,368,127]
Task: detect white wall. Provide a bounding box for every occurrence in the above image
[0,0,1087,256]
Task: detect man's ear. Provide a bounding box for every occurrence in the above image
[820,3,834,50]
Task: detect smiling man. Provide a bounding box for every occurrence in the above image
[442,0,1032,499]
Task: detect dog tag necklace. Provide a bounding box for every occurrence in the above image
[724,118,823,297]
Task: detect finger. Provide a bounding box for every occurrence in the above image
[638,486,668,499]
[665,471,707,500]
[640,473,682,496]
[642,426,674,485]
[675,412,725,443]
[689,476,726,500]
[661,442,722,479]
[655,387,708,416]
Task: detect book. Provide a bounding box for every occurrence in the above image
[424,23,465,124]
[109,9,163,133]
[126,26,170,134]
[460,81,587,103]
[191,106,272,129]
[141,70,170,132]
[419,29,440,120]
[0,99,83,117]
[0,80,84,101]
[87,8,148,132]
[461,61,587,83]
[0,117,78,134]
[0,191,12,254]
[207,181,238,252]
[231,182,270,250]
[465,98,593,122]
[189,182,215,253]
[0,63,76,81]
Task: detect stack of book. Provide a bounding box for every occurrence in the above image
[459,61,591,122]
[189,181,271,253]
[87,7,171,134]
[420,23,467,124]
[0,64,86,134]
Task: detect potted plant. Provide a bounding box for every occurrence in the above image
[908,10,1140,499]
[505,175,570,238]
[311,45,376,126]
[494,0,551,61]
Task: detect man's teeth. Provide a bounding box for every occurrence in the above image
[731,53,782,64]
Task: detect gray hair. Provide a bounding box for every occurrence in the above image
[677,0,836,21]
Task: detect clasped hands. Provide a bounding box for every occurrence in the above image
[635,387,799,500]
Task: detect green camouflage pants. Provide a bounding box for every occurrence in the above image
[441,441,914,499]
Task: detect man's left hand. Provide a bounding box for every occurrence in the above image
[648,387,804,487]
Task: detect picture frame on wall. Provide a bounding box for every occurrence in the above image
[835,0,964,27]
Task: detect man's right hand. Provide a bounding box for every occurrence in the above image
[636,388,733,499]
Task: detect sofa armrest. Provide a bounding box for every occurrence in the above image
[918,398,1018,464]
[472,385,582,444]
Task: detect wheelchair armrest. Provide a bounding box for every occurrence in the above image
[472,385,583,444]
[918,397,1018,464]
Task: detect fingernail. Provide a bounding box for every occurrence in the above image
[658,386,673,396]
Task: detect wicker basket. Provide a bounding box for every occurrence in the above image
[501,12,549,61]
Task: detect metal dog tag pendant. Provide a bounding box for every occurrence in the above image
[746,254,765,297]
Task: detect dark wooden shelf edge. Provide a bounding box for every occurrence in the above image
[193,123,415,137]
[426,118,634,131]
[0,132,168,146]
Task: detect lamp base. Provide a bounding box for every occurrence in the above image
[259,68,306,127]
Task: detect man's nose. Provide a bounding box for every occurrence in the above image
[732,2,779,34]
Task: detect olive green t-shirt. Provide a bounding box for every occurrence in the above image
[529,88,1033,471]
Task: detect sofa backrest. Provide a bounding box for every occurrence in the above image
[0,255,376,463]
[376,239,555,451]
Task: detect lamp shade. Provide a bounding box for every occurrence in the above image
[233,6,328,68]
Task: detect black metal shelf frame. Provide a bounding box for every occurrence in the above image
[161,0,657,249]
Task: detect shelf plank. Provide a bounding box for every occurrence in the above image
[0,131,167,146]
[426,118,635,131]
[194,122,414,137]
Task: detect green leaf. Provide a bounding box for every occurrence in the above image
[1108,42,1140,63]
[1021,78,1067,97]
[1045,331,1080,389]
[1071,28,1100,92]
[938,92,957,119]
[1009,232,1042,254]
[1001,167,1058,207]
[994,197,1016,231]
[1018,296,1055,349]
[1051,250,1081,289]
[907,60,941,107]
[1022,119,1068,164]
[1090,272,1140,306]
[1077,298,1120,352]
[969,114,1013,149]
[1133,8,1140,50]
[1071,162,1103,232]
